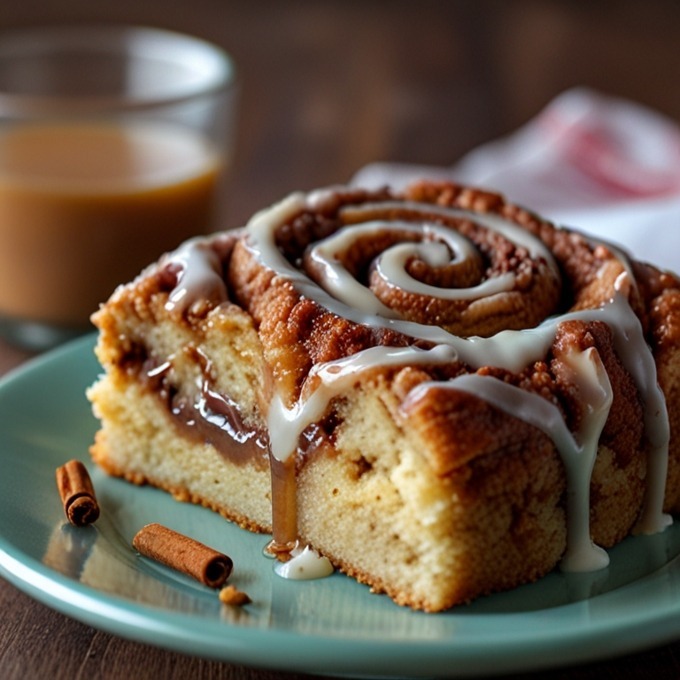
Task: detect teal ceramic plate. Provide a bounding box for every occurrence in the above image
[2,336,680,678]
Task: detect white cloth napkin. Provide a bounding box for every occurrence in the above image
[353,88,680,273]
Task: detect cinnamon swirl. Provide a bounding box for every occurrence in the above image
[88,181,680,611]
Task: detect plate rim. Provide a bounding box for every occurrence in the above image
[2,335,680,678]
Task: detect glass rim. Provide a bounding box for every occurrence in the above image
[0,24,237,117]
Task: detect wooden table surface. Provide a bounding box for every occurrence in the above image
[2,1,680,678]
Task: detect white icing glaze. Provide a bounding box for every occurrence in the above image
[342,200,562,281]
[274,544,334,580]
[307,220,517,315]
[375,239,514,301]
[163,236,227,314]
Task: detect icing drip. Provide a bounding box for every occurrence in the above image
[265,344,457,553]
[267,345,457,463]
[163,236,228,314]
[403,350,613,573]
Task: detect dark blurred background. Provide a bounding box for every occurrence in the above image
[1,0,678,228]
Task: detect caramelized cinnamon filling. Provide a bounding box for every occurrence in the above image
[269,456,297,550]
[122,344,269,469]
[170,388,269,468]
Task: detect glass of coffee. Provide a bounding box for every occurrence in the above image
[0,25,237,350]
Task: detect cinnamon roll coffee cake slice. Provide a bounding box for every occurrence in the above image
[88,181,680,611]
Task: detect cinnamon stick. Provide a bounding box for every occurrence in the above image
[132,523,233,588]
[55,459,100,526]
